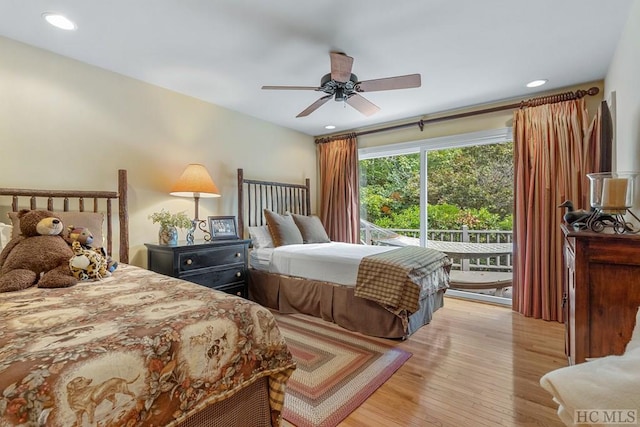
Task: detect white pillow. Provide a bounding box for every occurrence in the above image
[248,225,274,249]
[0,222,12,252]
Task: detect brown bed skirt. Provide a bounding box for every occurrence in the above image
[248,269,445,339]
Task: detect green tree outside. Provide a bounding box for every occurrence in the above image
[359,142,513,231]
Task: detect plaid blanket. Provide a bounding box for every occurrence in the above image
[355,246,450,313]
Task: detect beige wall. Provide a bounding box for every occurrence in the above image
[0,37,315,266]
[605,0,640,183]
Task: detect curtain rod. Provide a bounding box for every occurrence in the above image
[315,86,600,144]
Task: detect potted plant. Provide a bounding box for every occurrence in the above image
[149,209,193,245]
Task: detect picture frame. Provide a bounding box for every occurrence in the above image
[208,215,238,240]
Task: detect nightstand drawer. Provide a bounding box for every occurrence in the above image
[181,265,246,289]
[214,282,247,298]
[178,245,245,272]
[145,239,250,299]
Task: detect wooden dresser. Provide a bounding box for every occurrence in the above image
[145,239,250,298]
[562,224,640,364]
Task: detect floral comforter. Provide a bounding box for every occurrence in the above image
[0,264,295,426]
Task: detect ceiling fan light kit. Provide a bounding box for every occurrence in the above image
[262,52,421,118]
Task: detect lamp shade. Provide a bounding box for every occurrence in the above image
[170,164,221,198]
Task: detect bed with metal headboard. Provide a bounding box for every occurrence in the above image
[237,168,451,339]
[0,170,295,427]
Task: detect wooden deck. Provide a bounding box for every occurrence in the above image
[426,240,512,258]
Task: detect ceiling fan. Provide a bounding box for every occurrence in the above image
[262,52,421,118]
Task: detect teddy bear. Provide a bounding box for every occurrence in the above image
[0,209,77,292]
[69,241,110,280]
[64,225,118,273]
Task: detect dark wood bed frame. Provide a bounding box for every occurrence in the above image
[0,169,129,263]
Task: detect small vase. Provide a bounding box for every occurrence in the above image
[159,226,178,245]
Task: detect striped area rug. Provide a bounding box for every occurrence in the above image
[273,312,411,427]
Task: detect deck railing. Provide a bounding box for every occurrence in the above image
[361,223,513,272]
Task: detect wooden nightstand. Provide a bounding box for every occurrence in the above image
[145,239,250,298]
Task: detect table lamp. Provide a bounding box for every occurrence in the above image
[170,164,221,243]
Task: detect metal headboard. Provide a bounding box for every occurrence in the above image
[237,168,310,238]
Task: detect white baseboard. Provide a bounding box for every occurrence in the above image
[445,289,511,306]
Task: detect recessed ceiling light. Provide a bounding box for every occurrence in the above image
[325,125,336,130]
[526,79,548,88]
[42,12,77,30]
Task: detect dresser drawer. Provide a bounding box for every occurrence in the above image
[181,265,246,289]
[178,245,246,272]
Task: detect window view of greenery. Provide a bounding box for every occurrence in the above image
[360,142,513,232]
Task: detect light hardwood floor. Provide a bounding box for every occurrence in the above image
[285,296,567,427]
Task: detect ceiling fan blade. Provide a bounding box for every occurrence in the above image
[262,85,320,90]
[330,52,354,83]
[356,74,421,92]
[346,94,380,117]
[296,95,332,118]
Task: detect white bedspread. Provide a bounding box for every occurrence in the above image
[251,242,395,286]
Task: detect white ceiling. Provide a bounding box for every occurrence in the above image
[0,1,634,136]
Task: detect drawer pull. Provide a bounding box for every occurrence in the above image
[235,252,241,257]
[185,259,193,265]
[235,272,242,277]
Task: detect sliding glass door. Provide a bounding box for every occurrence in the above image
[359,129,513,304]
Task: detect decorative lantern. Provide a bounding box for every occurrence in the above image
[582,172,640,233]
[587,172,637,213]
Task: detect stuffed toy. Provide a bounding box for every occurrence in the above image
[69,241,110,280]
[64,225,118,273]
[0,209,77,292]
[63,225,95,248]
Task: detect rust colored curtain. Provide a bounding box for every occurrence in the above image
[317,134,360,243]
[513,99,606,321]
